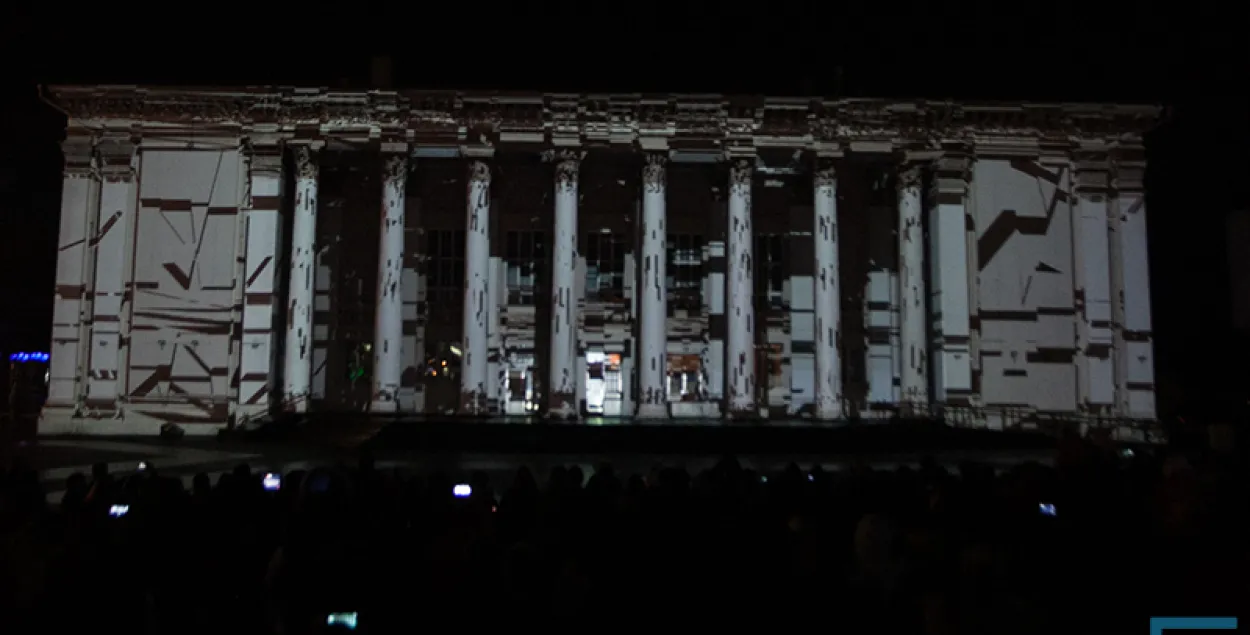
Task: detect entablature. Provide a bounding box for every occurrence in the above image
[48,85,1159,162]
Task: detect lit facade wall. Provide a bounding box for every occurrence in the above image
[41,88,1158,435]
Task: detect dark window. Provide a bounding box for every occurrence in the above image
[505,231,546,305]
[425,230,465,306]
[666,233,703,313]
[585,232,628,303]
[757,343,785,391]
[755,233,788,309]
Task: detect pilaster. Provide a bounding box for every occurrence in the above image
[925,148,975,408]
[1071,149,1117,413]
[46,136,101,417]
[87,135,139,414]
[1109,143,1154,419]
[235,140,285,421]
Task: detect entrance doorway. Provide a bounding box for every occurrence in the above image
[585,351,623,415]
[666,354,702,402]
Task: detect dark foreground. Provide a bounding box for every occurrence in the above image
[1,438,1244,634]
[10,416,1138,501]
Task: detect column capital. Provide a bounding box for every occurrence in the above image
[643,153,667,192]
[813,157,837,187]
[382,153,408,182]
[546,149,583,190]
[897,163,923,190]
[1073,152,1111,195]
[61,136,96,178]
[468,159,491,184]
[1109,145,1146,194]
[729,158,754,188]
[244,139,284,175]
[95,136,137,182]
[542,148,585,165]
[927,152,970,203]
[292,145,320,180]
[813,166,836,188]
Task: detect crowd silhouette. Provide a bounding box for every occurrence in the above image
[0,437,1246,634]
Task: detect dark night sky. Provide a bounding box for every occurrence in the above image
[2,1,1246,418]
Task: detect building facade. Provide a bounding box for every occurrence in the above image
[40,86,1158,435]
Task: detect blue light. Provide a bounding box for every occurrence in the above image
[8,352,49,364]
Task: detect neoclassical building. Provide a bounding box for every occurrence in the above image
[40,86,1158,435]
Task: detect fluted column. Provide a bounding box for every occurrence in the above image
[726,159,756,417]
[370,153,408,413]
[283,145,319,412]
[637,153,669,418]
[460,160,492,415]
[897,164,929,412]
[813,162,843,420]
[547,153,580,419]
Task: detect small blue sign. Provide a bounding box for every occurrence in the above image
[8,352,49,363]
[1150,617,1237,635]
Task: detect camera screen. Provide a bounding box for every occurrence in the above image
[109,504,129,518]
[326,612,358,630]
[453,484,472,498]
[262,473,281,491]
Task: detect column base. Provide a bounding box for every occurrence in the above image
[545,393,578,421]
[280,396,309,414]
[898,401,932,419]
[369,400,399,414]
[38,408,228,437]
[814,402,843,421]
[725,407,762,421]
[635,403,669,419]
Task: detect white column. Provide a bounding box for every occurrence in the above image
[282,145,318,412]
[370,153,408,413]
[726,159,756,417]
[897,165,929,412]
[548,154,580,419]
[237,144,285,420]
[460,159,492,415]
[637,153,668,419]
[813,163,843,420]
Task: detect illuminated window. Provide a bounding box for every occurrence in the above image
[584,233,628,303]
[666,233,703,313]
[505,231,546,305]
[425,230,465,306]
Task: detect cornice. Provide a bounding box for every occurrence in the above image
[47,86,1160,152]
